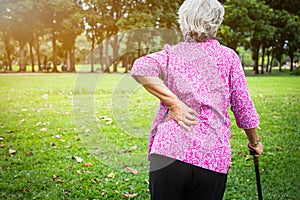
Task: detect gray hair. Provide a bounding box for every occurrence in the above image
[178,0,225,42]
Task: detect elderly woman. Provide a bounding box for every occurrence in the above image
[131,0,263,199]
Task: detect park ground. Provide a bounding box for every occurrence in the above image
[0,71,299,199]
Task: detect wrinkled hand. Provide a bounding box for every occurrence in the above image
[134,76,198,131]
[167,100,198,131]
[248,142,263,157]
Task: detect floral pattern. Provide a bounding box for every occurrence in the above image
[131,39,259,174]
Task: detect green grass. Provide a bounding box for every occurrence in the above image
[0,73,299,199]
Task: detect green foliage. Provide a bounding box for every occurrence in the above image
[0,0,299,73]
[0,74,299,199]
[265,0,300,17]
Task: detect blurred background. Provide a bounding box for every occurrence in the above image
[0,0,299,74]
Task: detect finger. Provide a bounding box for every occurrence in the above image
[186,107,198,116]
[248,147,263,157]
[257,149,263,157]
[185,112,198,122]
[255,151,262,157]
[186,111,198,122]
[168,112,182,122]
[180,103,197,115]
[178,120,191,131]
[182,117,198,126]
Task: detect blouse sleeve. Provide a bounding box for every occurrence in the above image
[229,52,260,129]
[130,44,170,81]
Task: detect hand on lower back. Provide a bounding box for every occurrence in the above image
[167,100,198,131]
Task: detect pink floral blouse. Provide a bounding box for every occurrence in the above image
[131,39,259,174]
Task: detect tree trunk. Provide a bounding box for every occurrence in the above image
[269,53,274,74]
[104,39,110,73]
[99,42,104,72]
[3,35,13,71]
[43,56,47,72]
[90,34,95,73]
[124,36,131,73]
[253,45,260,74]
[19,42,26,72]
[34,35,42,72]
[112,35,119,73]
[290,54,294,72]
[66,50,71,72]
[36,45,42,72]
[113,62,118,73]
[29,42,35,72]
[266,49,271,73]
[123,53,128,73]
[137,41,142,57]
[279,57,282,72]
[71,46,76,72]
[52,29,59,72]
[261,47,265,74]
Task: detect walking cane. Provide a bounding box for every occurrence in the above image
[249,147,263,200]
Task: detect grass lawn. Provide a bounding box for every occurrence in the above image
[0,72,299,199]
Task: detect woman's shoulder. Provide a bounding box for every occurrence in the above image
[160,40,239,62]
[217,42,239,59]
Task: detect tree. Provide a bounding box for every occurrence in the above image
[0,0,14,71]
[82,0,102,72]
[59,2,84,72]
[115,0,183,73]
[147,0,184,30]
[220,0,277,74]
[38,0,82,72]
[0,0,297,74]
[82,0,119,72]
[269,10,291,72]
[284,15,300,71]
[116,2,157,68]
[0,0,15,71]
[265,0,300,17]
[265,0,300,72]
[30,0,49,72]
[219,0,255,51]
[0,0,35,72]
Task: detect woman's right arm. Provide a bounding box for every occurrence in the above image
[135,76,198,131]
[130,45,197,131]
[229,52,263,156]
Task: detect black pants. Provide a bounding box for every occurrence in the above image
[149,154,227,200]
